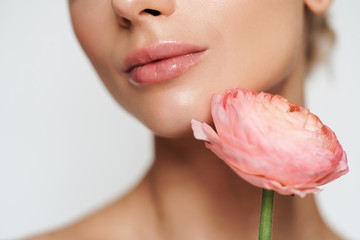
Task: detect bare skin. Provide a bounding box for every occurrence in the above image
[26,142,341,240]
[25,0,342,238]
[26,42,341,240]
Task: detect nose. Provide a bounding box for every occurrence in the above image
[111,0,175,28]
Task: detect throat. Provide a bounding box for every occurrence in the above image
[136,135,330,239]
[143,135,263,238]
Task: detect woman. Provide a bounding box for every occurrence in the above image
[29,0,339,239]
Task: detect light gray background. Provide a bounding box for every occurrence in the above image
[0,1,359,239]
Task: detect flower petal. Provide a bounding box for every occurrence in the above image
[191,88,348,197]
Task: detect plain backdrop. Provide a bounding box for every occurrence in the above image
[0,1,359,239]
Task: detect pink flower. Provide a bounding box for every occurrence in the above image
[191,88,348,197]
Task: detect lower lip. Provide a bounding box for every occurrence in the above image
[128,50,207,85]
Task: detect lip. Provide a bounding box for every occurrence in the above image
[124,41,207,85]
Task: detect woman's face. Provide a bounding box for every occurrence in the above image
[69,0,305,138]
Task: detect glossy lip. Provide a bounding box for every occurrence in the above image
[123,41,208,85]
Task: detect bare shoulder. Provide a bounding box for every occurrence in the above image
[23,203,122,240]
[24,180,156,240]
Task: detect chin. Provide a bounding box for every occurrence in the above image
[140,104,213,139]
[150,123,194,139]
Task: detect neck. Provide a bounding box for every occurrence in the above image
[144,135,330,239]
[148,135,263,239]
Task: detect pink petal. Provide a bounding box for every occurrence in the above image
[191,88,349,197]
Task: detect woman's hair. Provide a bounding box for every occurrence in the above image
[305,8,335,69]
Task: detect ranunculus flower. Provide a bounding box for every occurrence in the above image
[191,88,348,197]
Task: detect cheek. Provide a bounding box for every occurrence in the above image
[69,1,119,80]
[207,0,304,91]
[69,1,136,118]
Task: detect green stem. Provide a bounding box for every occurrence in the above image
[258,189,275,240]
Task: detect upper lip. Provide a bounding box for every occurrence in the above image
[123,41,207,72]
